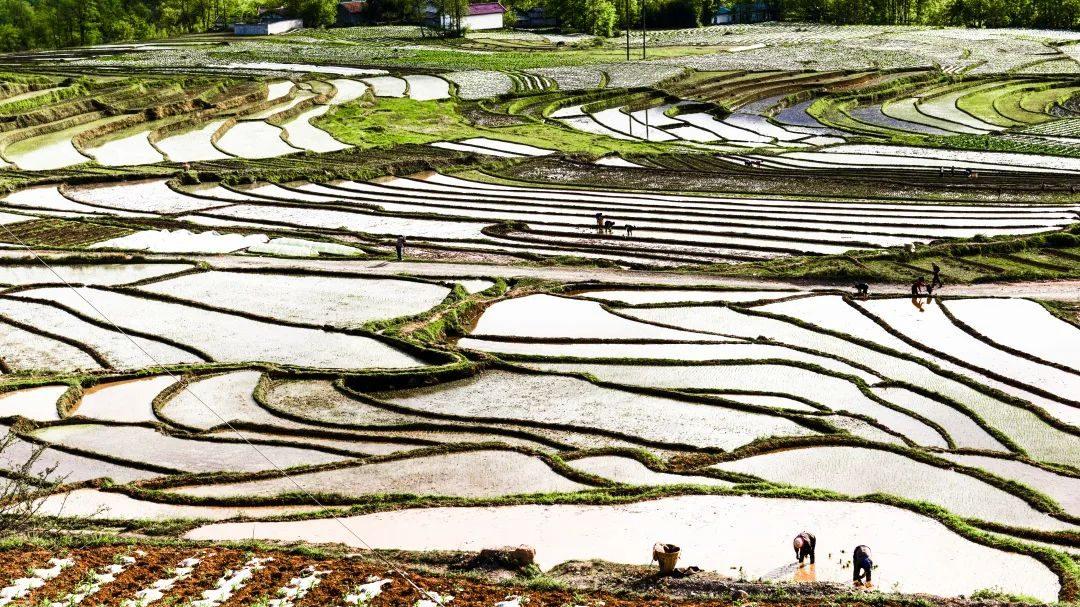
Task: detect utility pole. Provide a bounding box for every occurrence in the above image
[641,0,646,58]
[625,0,630,60]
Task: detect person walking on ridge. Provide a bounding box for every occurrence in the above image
[793,531,816,565]
[931,263,943,290]
[395,235,406,262]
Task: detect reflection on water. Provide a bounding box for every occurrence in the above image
[794,563,817,583]
[910,295,935,312]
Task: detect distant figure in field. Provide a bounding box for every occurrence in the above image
[604,220,616,235]
[854,282,870,298]
[911,277,928,311]
[395,235,406,262]
[911,277,925,297]
[625,224,634,238]
[793,531,816,564]
[595,212,604,228]
[852,545,873,585]
[931,263,943,289]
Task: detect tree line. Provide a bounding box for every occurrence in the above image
[532,0,1078,36]
[779,0,1078,29]
[0,0,360,52]
[0,0,1075,54]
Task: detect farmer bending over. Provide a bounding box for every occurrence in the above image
[911,277,925,296]
[853,545,873,585]
[793,532,816,564]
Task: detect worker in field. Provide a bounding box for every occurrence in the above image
[595,212,604,229]
[396,235,406,262]
[854,282,869,298]
[911,277,926,296]
[793,531,816,564]
[853,545,873,586]
[625,224,635,238]
[931,263,943,290]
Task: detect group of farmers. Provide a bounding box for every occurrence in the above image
[793,532,875,586]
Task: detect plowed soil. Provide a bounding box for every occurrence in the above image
[0,544,1024,607]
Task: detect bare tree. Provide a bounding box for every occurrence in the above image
[0,431,65,538]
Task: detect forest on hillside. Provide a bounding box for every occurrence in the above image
[0,0,1076,53]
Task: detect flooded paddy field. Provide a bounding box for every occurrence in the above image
[168,449,587,499]
[140,271,452,328]
[0,257,1076,604]
[31,424,348,473]
[16,286,423,369]
[186,495,1061,600]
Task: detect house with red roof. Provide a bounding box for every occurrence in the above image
[337,0,368,26]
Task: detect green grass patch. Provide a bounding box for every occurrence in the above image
[316,97,681,157]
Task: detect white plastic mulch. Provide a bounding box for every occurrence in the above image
[90,229,269,254]
[0,558,75,606]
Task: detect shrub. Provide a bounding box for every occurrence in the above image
[0,431,66,538]
[585,0,618,36]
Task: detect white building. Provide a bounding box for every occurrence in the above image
[426,2,506,31]
[234,9,303,35]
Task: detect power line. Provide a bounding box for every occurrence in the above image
[0,222,446,606]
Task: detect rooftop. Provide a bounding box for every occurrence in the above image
[468,2,506,15]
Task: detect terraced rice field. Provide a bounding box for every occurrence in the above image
[0,28,1079,606]
[63,170,1066,267]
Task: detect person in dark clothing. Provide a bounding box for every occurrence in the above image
[853,545,873,584]
[854,283,870,298]
[604,220,616,235]
[595,212,604,229]
[793,532,816,564]
[911,277,925,296]
[625,224,635,238]
[395,236,406,262]
[931,263,943,289]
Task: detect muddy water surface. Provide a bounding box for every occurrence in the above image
[75,376,177,423]
[0,386,65,421]
[185,495,1060,600]
[169,450,586,499]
